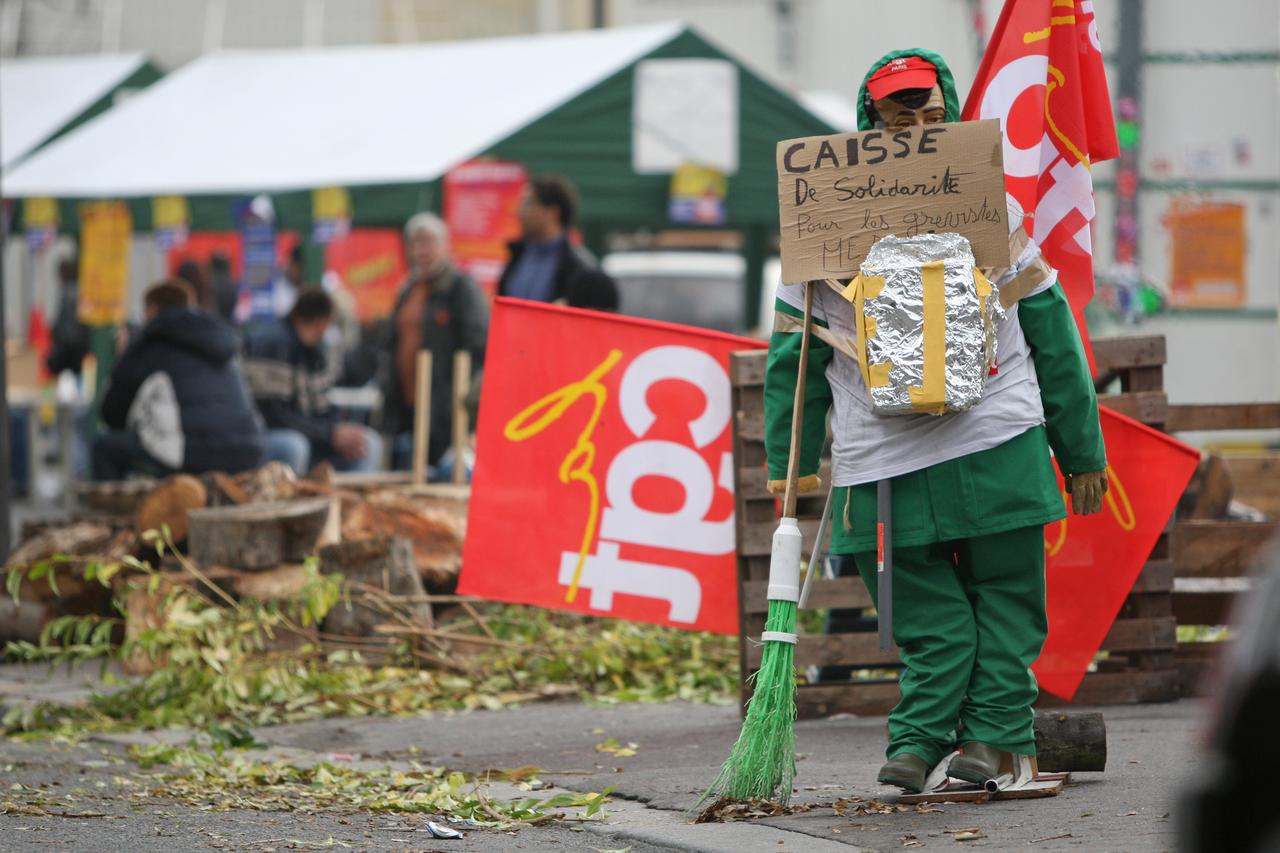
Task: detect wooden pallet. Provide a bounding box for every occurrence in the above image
[730,335,1186,716]
[1163,403,1280,695]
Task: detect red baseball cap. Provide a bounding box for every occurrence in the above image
[866,55,939,100]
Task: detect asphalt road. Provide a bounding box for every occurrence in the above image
[0,682,1197,852]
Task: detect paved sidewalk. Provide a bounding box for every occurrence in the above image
[0,663,1195,851]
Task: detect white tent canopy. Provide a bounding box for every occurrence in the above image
[1,24,684,198]
[0,52,152,171]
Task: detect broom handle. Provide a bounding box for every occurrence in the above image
[781,282,815,519]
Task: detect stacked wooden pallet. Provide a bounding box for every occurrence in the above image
[1163,402,1280,694]
[729,335,1193,717]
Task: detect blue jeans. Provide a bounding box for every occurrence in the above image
[390,433,472,482]
[265,426,382,475]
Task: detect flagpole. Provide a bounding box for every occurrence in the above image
[1113,0,1145,270]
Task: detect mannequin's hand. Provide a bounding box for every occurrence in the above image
[1066,469,1109,515]
[767,474,821,496]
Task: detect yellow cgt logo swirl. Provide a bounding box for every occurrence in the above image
[1045,464,1136,558]
[503,350,623,604]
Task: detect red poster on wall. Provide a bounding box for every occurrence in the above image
[444,159,527,296]
[324,228,407,321]
[459,299,766,634]
[1035,407,1199,699]
[168,230,299,280]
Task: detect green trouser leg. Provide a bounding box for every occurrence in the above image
[853,524,1047,767]
[955,524,1047,756]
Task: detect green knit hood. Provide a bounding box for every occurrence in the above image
[856,48,961,131]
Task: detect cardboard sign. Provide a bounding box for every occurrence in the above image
[459,298,766,634]
[776,119,1010,283]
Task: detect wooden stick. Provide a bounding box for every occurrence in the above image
[781,282,814,519]
[372,624,522,648]
[451,350,471,484]
[461,599,498,641]
[412,350,432,486]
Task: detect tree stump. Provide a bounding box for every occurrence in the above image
[1033,711,1107,772]
[135,474,208,542]
[320,536,433,638]
[229,564,311,601]
[341,492,464,590]
[0,598,50,643]
[186,497,335,571]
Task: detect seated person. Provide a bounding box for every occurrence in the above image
[243,289,381,475]
[94,280,265,480]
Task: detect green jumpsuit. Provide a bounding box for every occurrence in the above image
[762,49,1106,768]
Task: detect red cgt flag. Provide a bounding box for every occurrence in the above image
[458,299,765,635]
[1035,408,1199,699]
[962,0,1118,367]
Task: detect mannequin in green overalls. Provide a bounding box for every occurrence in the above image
[764,49,1110,793]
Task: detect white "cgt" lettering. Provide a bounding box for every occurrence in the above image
[561,345,733,623]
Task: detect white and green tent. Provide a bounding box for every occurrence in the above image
[0,52,162,171]
[3,24,834,322]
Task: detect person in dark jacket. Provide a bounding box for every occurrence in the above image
[208,250,239,322]
[93,280,265,480]
[497,174,603,305]
[384,213,487,473]
[46,256,90,376]
[243,289,381,475]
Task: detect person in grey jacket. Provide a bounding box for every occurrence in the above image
[383,213,488,472]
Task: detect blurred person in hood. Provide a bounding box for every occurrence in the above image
[93,280,265,480]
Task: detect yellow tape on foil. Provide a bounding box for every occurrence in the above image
[840,273,891,389]
[908,260,948,414]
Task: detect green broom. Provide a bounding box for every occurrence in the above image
[698,281,815,810]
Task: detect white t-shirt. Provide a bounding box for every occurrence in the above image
[775,237,1057,487]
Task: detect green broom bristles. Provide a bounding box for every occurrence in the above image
[696,598,798,808]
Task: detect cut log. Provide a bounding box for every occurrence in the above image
[208,472,251,506]
[341,494,464,590]
[229,564,311,601]
[120,573,179,675]
[0,598,51,643]
[320,536,433,637]
[74,478,157,515]
[1177,454,1233,521]
[135,474,208,542]
[234,461,298,503]
[5,521,114,570]
[1033,711,1107,772]
[187,497,336,571]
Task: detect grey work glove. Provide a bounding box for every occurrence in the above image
[1066,469,1109,516]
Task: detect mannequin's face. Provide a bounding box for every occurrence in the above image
[872,85,947,129]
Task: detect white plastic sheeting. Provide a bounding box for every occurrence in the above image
[2,24,683,198]
[1,52,151,170]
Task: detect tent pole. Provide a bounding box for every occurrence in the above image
[742,224,766,334]
[592,0,606,28]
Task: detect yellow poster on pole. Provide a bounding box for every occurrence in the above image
[79,201,133,325]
